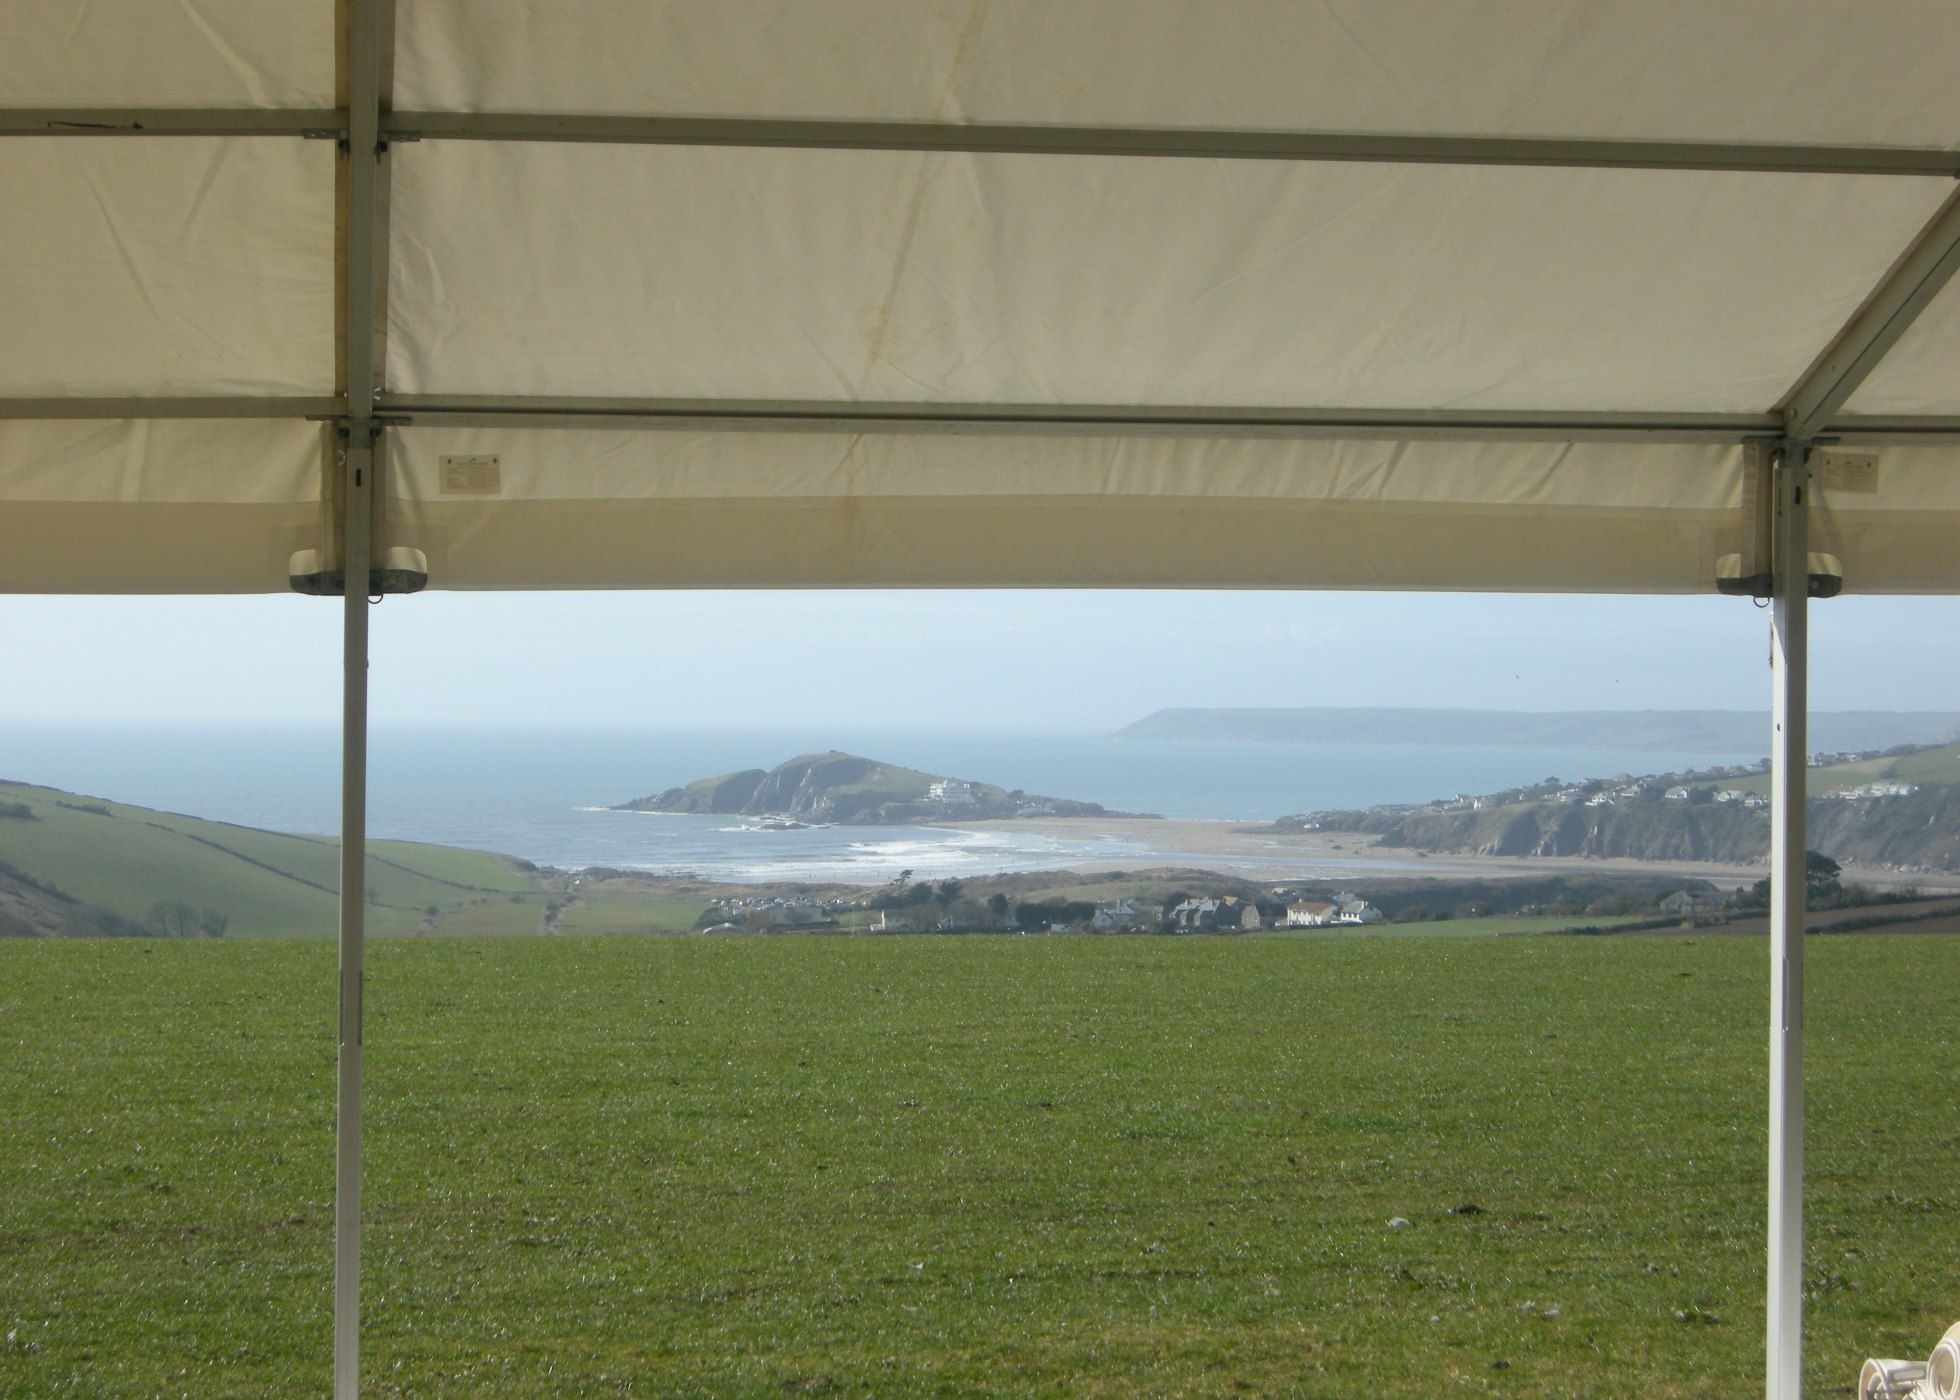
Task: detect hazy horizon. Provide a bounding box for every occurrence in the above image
[4,590,1956,733]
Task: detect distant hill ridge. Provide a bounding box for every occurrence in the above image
[0,779,533,938]
[1280,741,1960,873]
[615,751,1117,824]
[1116,708,1960,753]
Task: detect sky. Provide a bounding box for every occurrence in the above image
[4,590,1957,732]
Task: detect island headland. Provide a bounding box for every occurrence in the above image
[613,750,1145,825]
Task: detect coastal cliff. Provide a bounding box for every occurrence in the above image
[1280,743,1960,873]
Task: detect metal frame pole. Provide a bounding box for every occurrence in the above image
[1765,441,1810,1400]
[334,430,373,1399]
[333,0,388,1389]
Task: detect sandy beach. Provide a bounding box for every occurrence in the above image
[974,815,1959,894]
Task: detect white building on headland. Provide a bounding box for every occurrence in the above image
[1827,781,1917,799]
[926,779,978,805]
[1326,892,1385,925]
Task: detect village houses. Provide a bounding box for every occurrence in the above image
[1284,894,1384,927]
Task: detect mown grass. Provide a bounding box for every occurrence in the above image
[1,934,1954,1396]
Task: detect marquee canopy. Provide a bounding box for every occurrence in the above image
[4,0,1960,595]
[5,6,1958,1399]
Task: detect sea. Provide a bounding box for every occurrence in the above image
[0,724,1765,885]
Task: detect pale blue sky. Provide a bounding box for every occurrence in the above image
[4,591,1955,732]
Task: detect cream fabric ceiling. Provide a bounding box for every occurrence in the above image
[2,0,1957,595]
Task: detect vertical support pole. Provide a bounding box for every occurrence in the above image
[334,430,372,1400]
[1765,441,1809,1400]
[333,0,387,1383]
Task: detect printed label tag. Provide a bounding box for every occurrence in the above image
[439,454,503,496]
[1816,450,1879,495]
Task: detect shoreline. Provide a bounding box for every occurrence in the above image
[931,814,1960,894]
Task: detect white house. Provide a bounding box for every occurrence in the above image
[1664,785,1693,800]
[869,911,910,932]
[926,779,978,805]
[1335,898,1385,925]
[1285,900,1339,927]
[1829,780,1917,799]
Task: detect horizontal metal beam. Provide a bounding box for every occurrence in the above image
[0,108,339,138]
[6,395,1960,444]
[1827,414,1960,440]
[377,395,1786,442]
[6,106,1960,176]
[1782,185,1960,440]
[0,396,340,420]
[385,112,1960,177]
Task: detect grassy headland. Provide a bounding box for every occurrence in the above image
[0,779,536,938]
[614,750,1122,823]
[1283,742,1960,876]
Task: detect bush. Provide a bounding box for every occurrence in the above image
[1737,850,1843,910]
[145,901,201,938]
[1013,899,1096,930]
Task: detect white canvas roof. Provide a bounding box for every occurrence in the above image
[3,0,1958,595]
[6,10,1954,1397]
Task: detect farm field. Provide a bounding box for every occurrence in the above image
[0,779,535,938]
[1701,739,1960,796]
[2,933,1954,1397]
[552,893,711,936]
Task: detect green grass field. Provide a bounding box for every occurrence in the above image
[2,934,1954,1396]
[0,780,534,937]
[1702,740,1960,797]
[553,894,710,936]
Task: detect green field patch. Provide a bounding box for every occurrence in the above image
[553,894,708,936]
[1885,744,1960,785]
[1702,740,1960,796]
[0,781,535,938]
[1,934,1954,1395]
[422,894,550,937]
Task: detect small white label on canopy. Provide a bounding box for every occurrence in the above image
[439,454,502,495]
